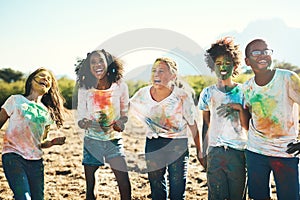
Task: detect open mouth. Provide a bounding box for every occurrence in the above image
[95,68,104,75]
[258,60,268,64]
[220,71,228,75]
[34,79,48,87]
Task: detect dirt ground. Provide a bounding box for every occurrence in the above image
[0,111,279,200]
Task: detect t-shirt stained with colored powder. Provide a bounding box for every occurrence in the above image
[77,80,129,141]
[130,85,196,139]
[243,69,300,157]
[198,84,247,151]
[2,95,52,160]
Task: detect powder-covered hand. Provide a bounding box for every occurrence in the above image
[286,141,300,155]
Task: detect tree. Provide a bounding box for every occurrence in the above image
[273,59,300,72]
[0,68,24,83]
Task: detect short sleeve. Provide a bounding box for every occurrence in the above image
[288,71,300,105]
[2,95,16,116]
[77,87,89,122]
[179,88,197,126]
[198,87,210,111]
[119,81,129,116]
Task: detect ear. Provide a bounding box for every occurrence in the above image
[171,74,176,81]
[244,57,250,66]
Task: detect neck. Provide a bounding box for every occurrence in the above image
[254,69,275,86]
[26,93,43,103]
[217,79,236,92]
[150,85,172,102]
[96,76,111,90]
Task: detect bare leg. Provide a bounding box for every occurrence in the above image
[108,157,131,200]
[84,165,98,200]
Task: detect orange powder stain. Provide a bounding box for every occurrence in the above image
[256,118,285,138]
[93,91,112,110]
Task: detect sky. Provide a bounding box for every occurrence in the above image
[0,0,300,80]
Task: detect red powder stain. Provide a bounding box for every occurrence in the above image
[93,91,112,109]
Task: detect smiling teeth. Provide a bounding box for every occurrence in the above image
[96,69,103,74]
[258,60,267,64]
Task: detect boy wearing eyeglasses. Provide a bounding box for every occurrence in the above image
[243,38,300,200]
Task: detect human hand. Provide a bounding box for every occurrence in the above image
[113,120,125,132]
[286,141,300,155]
[196,149,207,171]
[41,136,66,148]
[41,140,53,148]
[78,118,91,129]
[113,116,128,132]
[78,118,104,132]
[217,103,241,118]
[51,136,66,146]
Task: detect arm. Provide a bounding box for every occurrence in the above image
[41,125,66,148]
[188,121,206,168]
[113,82,129,132]
[0,108,9,129]
[201,110,210,170]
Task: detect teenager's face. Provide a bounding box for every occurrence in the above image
[90,52,108,80]
[151,61,175,88]
[32,70,52,94]
[214,55,234,80]
[245,41,272,72]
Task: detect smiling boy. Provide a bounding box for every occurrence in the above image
[198,37,249,200]
[243,39,300,200]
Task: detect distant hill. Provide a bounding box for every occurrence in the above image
[124,64,151,81]
[125,18,300,81]
[216,18,300,68]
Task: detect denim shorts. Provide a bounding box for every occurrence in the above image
[82,137,125,166]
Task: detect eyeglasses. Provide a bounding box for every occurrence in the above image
[250,49,273,57]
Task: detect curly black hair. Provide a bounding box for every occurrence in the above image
[75,49,124,89]
[205,37,242,77]
[245,39,266,58]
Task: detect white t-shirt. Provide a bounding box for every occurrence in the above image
[243,69,300,157]
[198,84,247,151]
[2,95,52,160]
[130,85,196,139]
[77,80,129,141]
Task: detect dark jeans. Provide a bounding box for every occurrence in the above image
[246,150,299,200]
[145,137,189,200]
[2,153,44,200]
[207,146,246,200]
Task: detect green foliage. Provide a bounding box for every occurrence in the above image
[184,75,217,101]
[57,77,76,109]
[0,76,76,109]
[273,59,300,72]
[232,73,254,84]
[126,80,149,97]
[0,68,24,83]
[0,80,25,106]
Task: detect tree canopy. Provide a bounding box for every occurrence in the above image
[0,68,24,83]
